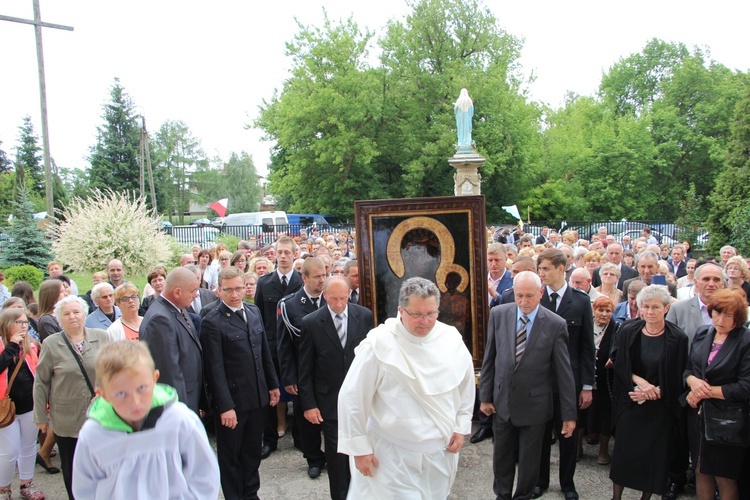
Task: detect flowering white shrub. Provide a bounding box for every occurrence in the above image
[51,190,172,275]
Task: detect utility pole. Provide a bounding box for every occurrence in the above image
[138,116,157,213]
[0,1,73,218]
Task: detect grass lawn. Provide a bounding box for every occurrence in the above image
[37,273,150,296]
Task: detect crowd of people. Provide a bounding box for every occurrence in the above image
[0,223,747,499]
[480,225,750,500]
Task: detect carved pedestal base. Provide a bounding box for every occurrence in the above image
[449,151,485,196]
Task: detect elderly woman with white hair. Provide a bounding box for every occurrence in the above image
[609,285,689,500]
[84,283,121,330]
[33,296,109,500]
[595,262,622,305]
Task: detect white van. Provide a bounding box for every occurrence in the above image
[222,211,289,244]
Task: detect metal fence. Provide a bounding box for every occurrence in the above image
[166,223,358,248]
[488,220,707,244]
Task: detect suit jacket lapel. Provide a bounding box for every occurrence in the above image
[705,328,739,375]
[520,311,544,366]
[171,306,201,350]
[344,307,356,349]
[556,288,573,317]
[541,291,553,311]
[321,312,344,352]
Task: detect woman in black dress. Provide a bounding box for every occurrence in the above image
[610,285,688,499]
[684,288,750,500]
[587,296,618,465]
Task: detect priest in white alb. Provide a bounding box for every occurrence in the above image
[337,277,475,498]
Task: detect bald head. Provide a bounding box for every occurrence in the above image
[569,267,592,292]
[163,267,200,308]
[324,276,351,314]
[180,254,196,266]
[107,259,124,287]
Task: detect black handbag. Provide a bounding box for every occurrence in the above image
[700,399,750,447]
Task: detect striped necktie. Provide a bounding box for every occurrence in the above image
[515,315,529,365]
[335,313,346,347]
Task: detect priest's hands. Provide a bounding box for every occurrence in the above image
[446,433,464,453]
[354,454,379,477]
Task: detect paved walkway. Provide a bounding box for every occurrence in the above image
[23,423,697,499]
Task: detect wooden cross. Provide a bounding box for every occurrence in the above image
[0,0,73,217]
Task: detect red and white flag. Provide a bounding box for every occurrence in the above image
[209,198,228,217]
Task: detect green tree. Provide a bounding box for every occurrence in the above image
[152,120,208,224]
[0,186,52,269]
[257,0,540,219]
[88,78,141,195]
[257,15,383,217]
[599,40,747,218]
[706,85,750,254]
[223,152,262,212]
[13,116,45,197]
[600,39,690,116]
[0,140,11,173]
[58,167,90,200]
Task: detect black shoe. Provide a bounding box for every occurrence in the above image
[563,491,579,500]
[662,482,682,500]
[470,427,493,444]
[36,453,60,474]
[308,466,322,479]
[260,444,276,460]
[531,486,547,499]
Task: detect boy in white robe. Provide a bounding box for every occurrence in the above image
[338,277,475,499]
[72,341,219,499]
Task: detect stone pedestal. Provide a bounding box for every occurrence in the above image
[449,150,485,196]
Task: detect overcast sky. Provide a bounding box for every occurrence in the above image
[1,0,748,178]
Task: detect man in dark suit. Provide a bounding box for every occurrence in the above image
[471,243,515,445]
[667,244,688,279]
[200,265,280,500]
[184,265,216,314]
[591,243,639,290]
[277,257,328,479]
[298,276,374,500]
[479,271,577,500]
[140,267,203,414]
[344,259,359,304]
[534,249,595,500]
[254,236,303,458]
[622,250,678,299]
[487,243,513,308]
[535,226,549,245]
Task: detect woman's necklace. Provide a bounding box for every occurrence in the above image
[643,324,665,336]
[120,316,141,331]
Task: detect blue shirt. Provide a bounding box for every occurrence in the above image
[516,304,540,341]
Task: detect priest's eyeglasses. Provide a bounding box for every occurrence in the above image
[402,309,439,320]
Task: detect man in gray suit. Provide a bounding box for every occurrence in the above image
[140,267,203,414]
[666,262,725,342]
[480,271,577,500]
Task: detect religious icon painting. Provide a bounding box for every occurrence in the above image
[354,196,488,368]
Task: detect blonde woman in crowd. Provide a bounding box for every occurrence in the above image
[107,284,142,342]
